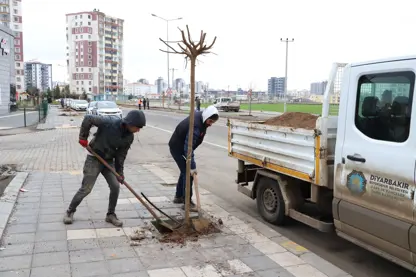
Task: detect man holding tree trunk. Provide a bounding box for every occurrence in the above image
[168,105,219,211]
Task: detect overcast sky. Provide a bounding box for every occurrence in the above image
[24,0,416,90]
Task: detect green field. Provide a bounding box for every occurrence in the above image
[202,103,339,115]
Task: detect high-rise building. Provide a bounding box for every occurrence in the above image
[310,81,328,95]
[155,77,164,94]
[65,9,124,98]
[267,77,285,98]
[175,78,185,91]
[0,24,15,115]
[0,0,24,96]
[24,62,52,92]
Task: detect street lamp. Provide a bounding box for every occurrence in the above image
[151,13,183,105]
[280,38,294,112]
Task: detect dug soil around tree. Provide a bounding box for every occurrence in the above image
[263,112,318,130]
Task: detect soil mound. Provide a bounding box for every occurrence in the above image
[263,112,318,130]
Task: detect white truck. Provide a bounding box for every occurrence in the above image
[214,97,240,112]
[228,57,416,272]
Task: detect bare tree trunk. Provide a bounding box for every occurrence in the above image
[184,57,197,226]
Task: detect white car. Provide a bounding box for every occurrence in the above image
[86,101,97,114]
[72,100,89,111]
[90,101,122,118]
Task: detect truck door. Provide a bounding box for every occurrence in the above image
[338,60,416,262]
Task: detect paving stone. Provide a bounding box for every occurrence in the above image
[32,251,69,267]
[0,269,31,277]
[148,268,186,277]
[115,210,140,219]
[8,215,38,224]
[216,259,253,275]
[121,218,147,227]
[285,264,328,277]
[226,244,264,258]
[67,238,100,251]
[181,264,222,277]
[256,268,295,277]
[67,229,97,240]
[30,264,71,277]
[239,232,270,244]
[38,213,64,223]
[3,232,35,244]
[37,222,66,232]
[268,252,305,267]
[34,240,68,253]
[102,246,137,260]
[240,255,282,271]
[113,272,149,277]
[96,227,125,238]
[35,230,67,242]
[6,223,37,234]
[69,248,105,263]
[108,257,144,274]
[70,261,109,277]
[200,247,235,263]
[252,241,287,255]
[0,254,32,271]
[98,236,130,248]
[280,240,310,255]
[0,242,34,257]
[300,252,346,277]
[66,220,95,230]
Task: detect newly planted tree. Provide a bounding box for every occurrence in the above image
[159,25,216,226]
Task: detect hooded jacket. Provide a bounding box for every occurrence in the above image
[169,106,219,169]
[79,115,134,175]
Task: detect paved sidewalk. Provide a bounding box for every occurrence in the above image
[0,163,351,277]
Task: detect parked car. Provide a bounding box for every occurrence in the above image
[213,97,240,112]
[90,101,122,118]
[71,100,89,111]
[87,101,97,114]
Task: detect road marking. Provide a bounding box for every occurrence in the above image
[147,124,228,150]
[0,111,37,119]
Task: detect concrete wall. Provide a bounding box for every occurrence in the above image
[0,24,15,115]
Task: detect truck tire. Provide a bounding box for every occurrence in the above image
[256,177,286,225]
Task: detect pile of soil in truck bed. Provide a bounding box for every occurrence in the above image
[263,112,318,130]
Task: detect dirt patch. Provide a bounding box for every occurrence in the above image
[263,112,318,130]
[158,221,220,244]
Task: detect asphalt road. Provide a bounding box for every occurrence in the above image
[0,110,40,129]
[125,108,413,277]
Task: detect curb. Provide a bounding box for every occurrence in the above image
[0,172,29,240]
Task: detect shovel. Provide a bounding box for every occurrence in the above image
[191,174,212,233]
[86,146,179,232]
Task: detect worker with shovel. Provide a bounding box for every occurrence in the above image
[63,110,146,227]
[169,105,219,211]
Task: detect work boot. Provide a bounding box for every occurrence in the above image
[173,197,184,204]
[63,211,74,224]
[181,200,198,212]
[106,213,123,227]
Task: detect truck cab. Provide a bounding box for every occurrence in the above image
[334,57,416,270]
[228,56,416,272]
[214,97,240,112]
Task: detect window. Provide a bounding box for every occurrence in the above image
[76,68,78,72]
[15,47,20,53]
[81,81,84,85]
[88,15,91,19]
[13,1,17,6]
[355,71,415,143]
[80,15,82,18]
[88,22,91,25]
[14,39,19,45]
[88,35,91,39]
[15,54,20,60]
[75,22,78,26]
[80,35,83,39]
[89,81,92,85]
[76,81,79,85]
[88,42,92,46]
[89,87,92,91]
[80,74,84,79]
[13,16,18,22]
[13,9,17,14]
[88,48,92,53]
[76,35,78,39]
[75,15,77,19]
[88,55,92,59]
[89,68,91,72]
[88,61,92,66]
[16,62,20,66]
[14,24,18,29]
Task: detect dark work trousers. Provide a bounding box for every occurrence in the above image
[170,148,193,199]
[67,155,120,214]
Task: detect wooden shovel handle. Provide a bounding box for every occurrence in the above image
[193,174,201,212]
[85,146,161,221]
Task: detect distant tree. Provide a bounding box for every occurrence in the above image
[53,85,61,99]
[82,90,87,100]
[64,85,70,96]
[128,94,133,100]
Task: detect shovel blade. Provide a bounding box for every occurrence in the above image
[192,218,211,233]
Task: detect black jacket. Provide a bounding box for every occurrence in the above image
[169,111,206,169]
[79,115,134,175]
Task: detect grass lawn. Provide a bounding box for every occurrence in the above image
[202,103,339,115]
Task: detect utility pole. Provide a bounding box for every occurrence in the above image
[280,38,294,112]
[171,68,178,108]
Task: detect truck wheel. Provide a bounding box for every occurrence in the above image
[256,177,286,225]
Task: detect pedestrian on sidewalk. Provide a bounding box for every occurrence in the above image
[60,98,64,108]
[147,98,150,109]
[196,97,201,111]
[168,105,219,211]
[138,98,142,110]
[63,110,146,227]
[143,98,147,110]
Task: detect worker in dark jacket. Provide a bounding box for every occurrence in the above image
[169,105,219,211]
[63,110,146,227]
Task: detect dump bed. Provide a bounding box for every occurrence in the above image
[227,115,338,188]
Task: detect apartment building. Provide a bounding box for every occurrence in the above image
[0,24,14,115]
[65,9,124,98]
[24,62,52,92]
[0,0,24,96]
[267,77,285,98]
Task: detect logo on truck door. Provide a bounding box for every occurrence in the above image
[346,170,367,196]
